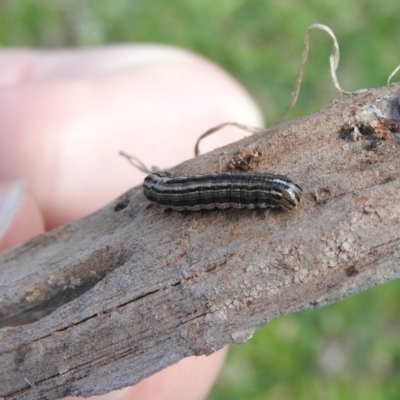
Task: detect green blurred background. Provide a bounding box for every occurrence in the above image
[1,1,399,399]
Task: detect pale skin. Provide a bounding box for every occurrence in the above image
[0,45,262,400]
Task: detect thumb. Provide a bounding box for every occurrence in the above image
[0,181,44,252]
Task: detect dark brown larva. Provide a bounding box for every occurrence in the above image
[143,172,302,211]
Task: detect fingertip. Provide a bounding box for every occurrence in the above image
[0,46,264,228]
[63,348,228,400]
[0,181,44,252]
[124,349,228,400]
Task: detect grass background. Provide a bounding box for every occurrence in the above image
[1,1,400,399]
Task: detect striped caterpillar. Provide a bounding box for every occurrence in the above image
[143,171,302,211]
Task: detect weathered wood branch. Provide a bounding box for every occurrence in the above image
[1,84,400,399]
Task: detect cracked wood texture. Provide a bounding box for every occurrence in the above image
[1,84,400,399]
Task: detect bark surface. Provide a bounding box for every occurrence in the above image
[1,84,400,399]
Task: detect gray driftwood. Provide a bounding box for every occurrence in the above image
[1,84,400,399]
